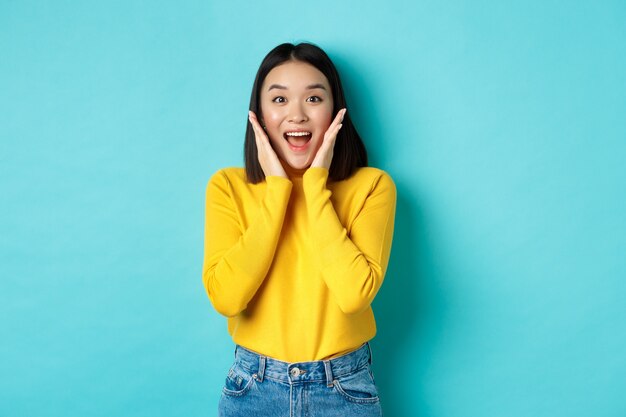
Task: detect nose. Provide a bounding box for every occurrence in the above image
[287,103,308,123]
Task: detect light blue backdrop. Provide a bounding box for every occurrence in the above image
[1,1,624,416]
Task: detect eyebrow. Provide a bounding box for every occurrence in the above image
[267,83,327,91]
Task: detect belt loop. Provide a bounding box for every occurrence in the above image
[323,360,334,388]
[257,355,266,382]
[366,342,373,365]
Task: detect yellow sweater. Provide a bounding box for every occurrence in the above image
[202,166,396,362]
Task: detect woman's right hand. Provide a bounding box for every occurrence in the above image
[248,111,287,178]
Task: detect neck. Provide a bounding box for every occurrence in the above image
[280,159,308,179]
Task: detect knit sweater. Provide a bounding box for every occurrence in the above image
[202,165,396,362]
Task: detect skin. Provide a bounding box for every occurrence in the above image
[248,60,346,178]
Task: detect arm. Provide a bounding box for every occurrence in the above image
[303,168,396,314]
[202,170,292,317]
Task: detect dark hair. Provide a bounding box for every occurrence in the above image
[244,42,368,183]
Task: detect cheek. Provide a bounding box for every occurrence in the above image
[267,134,283,150]
[259,107,283,142]
[315,108,334,133]
[265,112,282,126]
[259,102,282,125]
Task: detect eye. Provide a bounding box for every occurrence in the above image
[306,96,322,103]
[272,96,286,103]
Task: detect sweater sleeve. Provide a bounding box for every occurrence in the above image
[202,170,293,317]
[303,167,397,314]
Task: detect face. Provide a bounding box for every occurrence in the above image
[260,60,334,170]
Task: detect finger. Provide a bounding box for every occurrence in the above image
[329,108,346,130]
[324,121,343,143]
[248,115,267,156]
[248,111,268,140]
[324,109,346,139]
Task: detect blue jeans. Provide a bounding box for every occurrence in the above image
[218,342,383,417]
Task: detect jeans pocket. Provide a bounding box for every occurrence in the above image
[222,362,255,397]
[333,366,380,404]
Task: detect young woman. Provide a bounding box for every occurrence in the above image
[203,42,396,417]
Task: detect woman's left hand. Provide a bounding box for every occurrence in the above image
[310,108,346,170]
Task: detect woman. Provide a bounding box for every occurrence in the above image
[203,42,396,417]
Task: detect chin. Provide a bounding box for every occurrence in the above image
[285,147,322,170]
[284,156,313,170]
[287,161,311,170]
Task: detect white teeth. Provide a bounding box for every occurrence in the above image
[285,131,311,137]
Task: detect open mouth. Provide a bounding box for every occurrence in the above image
[283,131,312,149]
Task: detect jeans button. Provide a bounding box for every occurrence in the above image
[290,367,300,377]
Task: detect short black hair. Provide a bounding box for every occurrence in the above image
[244,42,367,183]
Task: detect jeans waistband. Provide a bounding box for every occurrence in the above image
[233,343,373,387]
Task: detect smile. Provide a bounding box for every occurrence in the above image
[283,131,312,151]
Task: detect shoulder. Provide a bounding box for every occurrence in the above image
[347,167,396,192]
[329,167,396,205]
[207,167,246,186]
[205,167,249,197]
[210,167,246,181]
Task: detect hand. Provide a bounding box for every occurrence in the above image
[248,111,287,178]
[310,108,346,170]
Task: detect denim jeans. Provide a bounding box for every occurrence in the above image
[218,342,383,417]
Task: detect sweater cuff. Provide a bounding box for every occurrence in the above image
[303,167,329,188]
[266,175,293,189]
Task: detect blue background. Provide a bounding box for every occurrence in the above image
[1,1,624,416]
